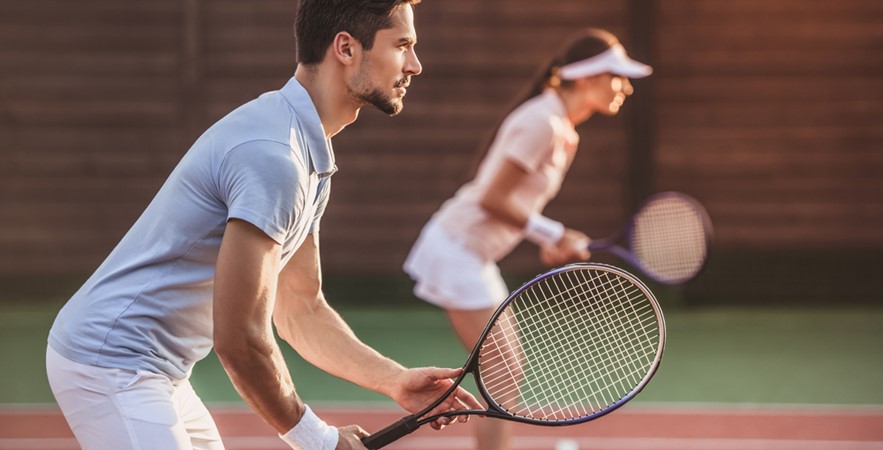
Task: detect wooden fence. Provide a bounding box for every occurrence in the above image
[1,0,880,302]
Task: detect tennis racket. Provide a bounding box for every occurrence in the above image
[588,191,713,285]
[362,263,665,449]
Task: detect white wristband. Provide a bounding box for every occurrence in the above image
[279,405,339,450]
[525,214,565,247]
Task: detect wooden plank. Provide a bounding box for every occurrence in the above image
[657,77,883,102]
[1,0,881,278]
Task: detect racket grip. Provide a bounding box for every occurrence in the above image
[587,239,613,251]
[361,414,419,449]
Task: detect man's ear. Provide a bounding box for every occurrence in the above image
[331,32,359,65]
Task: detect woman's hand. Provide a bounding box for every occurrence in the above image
[540,228,591,266]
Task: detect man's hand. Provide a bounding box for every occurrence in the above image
[388,367,484,429]
[336,425,370,450]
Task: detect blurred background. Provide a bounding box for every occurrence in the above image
[1,0,881,306]
[1,0,882,447]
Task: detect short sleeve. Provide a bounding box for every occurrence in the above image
[217,140,304,244]
[308,177,331,234]
[496,117,556,173]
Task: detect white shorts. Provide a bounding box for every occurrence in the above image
[404,218,509,310]
[46,345,224,450]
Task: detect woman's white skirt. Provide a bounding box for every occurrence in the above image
[404,218,509,310]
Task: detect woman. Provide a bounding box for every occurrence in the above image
[403,28,652,449]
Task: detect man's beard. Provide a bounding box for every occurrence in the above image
[360,88,403,116]
[350,65,409,116]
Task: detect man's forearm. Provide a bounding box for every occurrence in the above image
[214,219,306,435]
[276,297,405,397]
[216,328,305,434]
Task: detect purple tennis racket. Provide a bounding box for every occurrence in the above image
[362,263,665,449]
[589,192,713,285]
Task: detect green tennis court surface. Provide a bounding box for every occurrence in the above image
[2,295,881,407]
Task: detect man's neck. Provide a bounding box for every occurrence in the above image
[294,65,361,139]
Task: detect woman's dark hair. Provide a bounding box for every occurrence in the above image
[519,28,618,105]
[295,0,421,65]
[469,28,620,175]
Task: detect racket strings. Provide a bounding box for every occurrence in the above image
[517,277,640,415]
[478,268,662,422]
[631,197,709,283]
[568,273,658,399]
[482,278,649,420]
[484,276,636,410]
[501,287,589,417]
[540,272,657,415]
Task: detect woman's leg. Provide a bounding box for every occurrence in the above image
[446,308,513,450]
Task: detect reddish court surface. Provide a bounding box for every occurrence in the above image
[1,404,882,450]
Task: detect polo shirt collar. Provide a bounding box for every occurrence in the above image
[279,77,337,177]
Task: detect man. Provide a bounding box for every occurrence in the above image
[46,1,481,449]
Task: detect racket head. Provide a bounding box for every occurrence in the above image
[624,191,713,284]
[467,263,665,426]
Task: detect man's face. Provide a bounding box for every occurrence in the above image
[349,4,422,116]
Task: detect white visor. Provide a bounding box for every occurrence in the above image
[558,44,653,80]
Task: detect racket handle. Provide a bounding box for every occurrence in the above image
[587,239,613,251]
[361,414,419,449]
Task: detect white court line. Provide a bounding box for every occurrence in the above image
[206,402,883,417]
[3,404,882,450]
[3,401,883,414]
[3,436,882,450]
[509,436,883,450]
[0,438,79,449]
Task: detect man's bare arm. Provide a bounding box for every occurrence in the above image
[213,219,304,434]
[272,233,483,421]
[272,233,405,397]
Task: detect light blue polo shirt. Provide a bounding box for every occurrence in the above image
[49,77,336,380]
